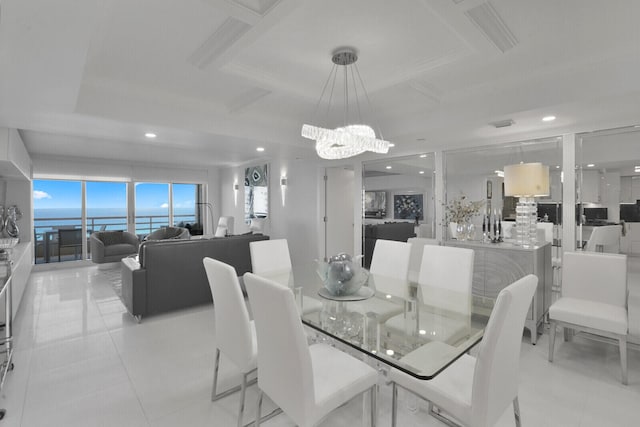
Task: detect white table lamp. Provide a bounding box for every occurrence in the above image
[504,162,549,246]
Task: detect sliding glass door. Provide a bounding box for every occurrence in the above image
[33,180,202,263]
[134,183,170,236]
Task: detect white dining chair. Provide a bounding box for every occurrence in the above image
[583,225,621,253]
[249,239,322,315]
[407,237,439,284]
[243,272,378,427]
[385,245,474,344]
[202,257,258,427]
[350,239,412,349]
[548,251,628,384]
[389,274,538,427]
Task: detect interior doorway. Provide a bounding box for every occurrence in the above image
[324,167,355,260]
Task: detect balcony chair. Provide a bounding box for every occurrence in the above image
[243,272,378,427]
[548,251,628,384]
[58,228,83,261]
[389,274,538,427]
[249,239,322,315]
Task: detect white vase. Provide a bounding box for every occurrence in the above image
[449,222,458,239]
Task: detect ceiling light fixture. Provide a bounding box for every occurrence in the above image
[145,132,157,139]
[256,147,265,152]
[495,170,504,177]
[385,166,392,170]
[301,48,390,160]
[419,154,427,158]
[542,115,556,122]
[587,163,595,167]
[419,171,425,174]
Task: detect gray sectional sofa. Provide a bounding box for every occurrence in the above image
[120,233,269,320]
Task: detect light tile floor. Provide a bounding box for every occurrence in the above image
[0,264,639,426]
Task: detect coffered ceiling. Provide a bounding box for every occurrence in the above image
[1,0,639,168]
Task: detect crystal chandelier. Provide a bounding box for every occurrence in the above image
[301,48,390,160]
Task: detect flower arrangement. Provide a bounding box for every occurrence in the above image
[444,193,485,224]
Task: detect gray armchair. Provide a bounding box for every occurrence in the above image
[90,231,139,264]
[144,226,190,241]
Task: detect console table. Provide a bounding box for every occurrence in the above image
[445,240,552,344]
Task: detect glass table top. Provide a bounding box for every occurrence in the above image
[264,270,489,380]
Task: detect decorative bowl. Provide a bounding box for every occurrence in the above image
[316,253,369,297]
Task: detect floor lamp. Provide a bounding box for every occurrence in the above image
[504,162,549,247]
[196,202,214,235]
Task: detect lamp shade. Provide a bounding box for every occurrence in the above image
[503,162,550,197]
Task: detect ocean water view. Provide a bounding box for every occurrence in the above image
[34,208,197,236]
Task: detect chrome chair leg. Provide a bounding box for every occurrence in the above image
[619,336,628,385]
[238,373,249,427]
[513,396,521,427]
[370,385,377,427]
[548,321,557,362]
[254,390,264,427]
[212,349,257,403]
[212,349,240,401]
[391,382,398,427]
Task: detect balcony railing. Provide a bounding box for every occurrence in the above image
[34,214,197,263]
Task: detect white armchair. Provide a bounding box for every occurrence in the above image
[548,251,628,384]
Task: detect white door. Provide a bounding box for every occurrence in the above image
[324,167,355,259]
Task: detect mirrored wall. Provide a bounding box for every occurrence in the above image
[444,137,563,242]
[576,126,640,254]
[362,154,435,267]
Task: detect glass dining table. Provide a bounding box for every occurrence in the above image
[262,269,489,380]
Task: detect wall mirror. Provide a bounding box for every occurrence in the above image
[362,153,435,267]
[576,126,640,254]
[444,137,563,242]
[244,164,269,224]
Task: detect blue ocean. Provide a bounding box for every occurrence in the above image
[34,208,197,235]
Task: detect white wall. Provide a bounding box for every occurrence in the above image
[219,157,323,279]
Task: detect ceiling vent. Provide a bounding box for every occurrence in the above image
[227,87,272,113]
[188,17,251,69]
[465,2,518,53]
[490,119,515,128]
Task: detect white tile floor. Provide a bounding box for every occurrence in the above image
[0,265,639,426]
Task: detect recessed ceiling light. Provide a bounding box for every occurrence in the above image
[419,171,425,174]
[385,166,392,169]
[494,170,504,177]
[419,154,427,158]
[388,143,395,148]
[556,165,560,169]
[144,132,157,139]
[587,163,595,167]
[256,147,265,152]
[542,115,556,122]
